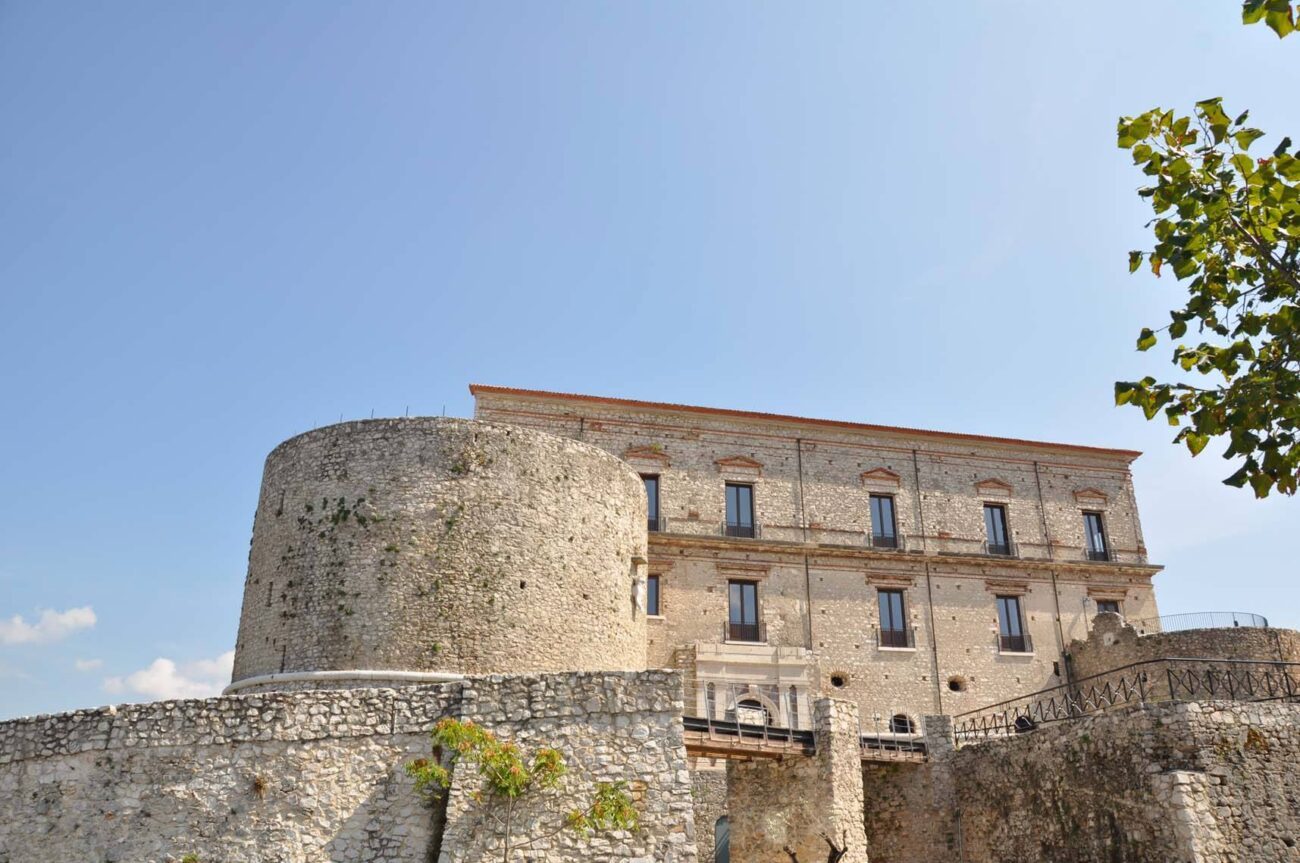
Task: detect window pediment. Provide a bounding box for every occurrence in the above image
[1073,487,1109,505]
[860,467,901,489]
[715,455,763,476]
[975,478,1013,499]
[623,445,670,465]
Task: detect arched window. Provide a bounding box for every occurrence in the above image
[889,714,916,735]
[714,815,730,863]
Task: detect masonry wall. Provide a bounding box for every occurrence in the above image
[232,417,648,690]
[862,700,1300,863]
[1070,614,1300,681]
[0,671,697,863]
[473,388,1160,731]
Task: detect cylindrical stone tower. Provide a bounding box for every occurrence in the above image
[228,417,648,692]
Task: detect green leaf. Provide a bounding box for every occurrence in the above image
[1185,432,1210,455]
[1169,318,1188,338]
[1114,382,1138,406]
[1136,328,1157,351]
[1128,251,1144,273]
[1272,136,1292,157]
[1243,0,1270,24]
[1234,128,1266,150]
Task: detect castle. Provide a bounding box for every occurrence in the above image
[2,384,1298,863]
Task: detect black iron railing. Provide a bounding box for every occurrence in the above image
[648,515,664,532]
[723,522,758,539]
[997,631,1033,653]
[877,627,916,649]
[1085,548,1110,562]
[871,533,900,549]
[984,541,1014,557]
[1130,611,1269,634]
[952,657,1300,744]
[724,620,765,643]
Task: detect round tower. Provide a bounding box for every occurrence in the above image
[228,417,648,692]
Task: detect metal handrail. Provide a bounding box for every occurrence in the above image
[952,656,1300,745]
[869,533,903,550]
[876,626,917,649]
[1129,611,1269,634]
[1084,547,1111,562]
[723,620,766,643]
[996,631,1033,654]
[648,515,665,533]
[982,539,1017,557]
[721,521,760,539]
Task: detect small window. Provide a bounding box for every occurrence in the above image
[878,589,911,647]
[1095,599,1121,616]
[646,574,661,616]
[1083,511,1108,561]
[829,672,848,689]
[996,595,1030,652]
[889,714,916,735]
[788,685,800,728]
[643,475,661,531]
[947,676,967,692]
[724,483,755,537]
[714,816,730,863]
[869,494,898,548]
[984,504,1011,555]
[727,580,760,641]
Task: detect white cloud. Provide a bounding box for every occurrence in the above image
[0,606,96,645]
[74,658,103,672]
[103,650,234,701]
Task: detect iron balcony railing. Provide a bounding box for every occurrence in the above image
[952,656,1300,745]
[983,540,1017,557]
[722,522,759,539]
[877,626,917,649]
[997,631,1033,654]
[724,620,766,643]
[648,514,664,533]
[1085,548,1110,562]
[688,680,810,732]
[870,533,901,550]
[1129,611,1269,634]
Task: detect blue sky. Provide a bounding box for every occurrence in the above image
[1,2,1297,720]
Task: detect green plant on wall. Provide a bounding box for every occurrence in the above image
[405,718,638,863]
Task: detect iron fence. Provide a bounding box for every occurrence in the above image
[952,657,1300,745]
[876,626,917,649]
[722,522,759,539]
[1129,611,1269,634]
[722,620,766,643]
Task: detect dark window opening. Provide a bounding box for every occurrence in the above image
[984,504,1011,555]
[996,595,1030,652]
[889,714,916,735]
[643,475,661,532]
[646,574,661,616]
[947,676,966,692]
[727,580,760,641]
[1095,599,1121,616]
[830,673,847,688]
[878,589,911,647]
[1084,511,1109,561]
[714,816,730,863]
[870,494,898,548]
[725,483,755,538]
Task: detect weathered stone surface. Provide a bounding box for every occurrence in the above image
[0,671,697,863]
[232,417,648,689]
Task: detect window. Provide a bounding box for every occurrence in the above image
[646,574,661,616]
[727,580,760,641]
[870,494,898,548]
[714,816,730,863]
[724,483,755,537]
[890,714,916,735]
[1096,599,1121,616]
[643,475,661,531]
[984,504,1011,555]
[1083,511,1108,561]
[877,589,911,648]
[996,595,1030,652]
[788,685,800,729]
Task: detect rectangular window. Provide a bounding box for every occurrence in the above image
[877,589,911,647]
[643,475,661,532]
[727,580,760,641]
[984,504,1011,555]
[1083,511,1108,561]
[1095,598,1121,616]
[647,574,661,616]
[725,483,755,538]
[996,595,1030,652]
[870,494,898,548]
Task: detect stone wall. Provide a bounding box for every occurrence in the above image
[232,417,648,690]
[689,765,727,862]
[0,671,697,863]
[862,700,1300,863]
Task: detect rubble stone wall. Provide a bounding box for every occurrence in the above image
[862,700,1300,863]
[0,671,697,863]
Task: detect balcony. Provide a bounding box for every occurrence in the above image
[870,533,901,550]
[648,514,664,533]
[983,540,1016,557]
[1085,548,1110,562]
[997,631,1033,653]
[722,522,759,539]
[724,620,766,643]
[1130,611,1269,635]
[876,626,916,649]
